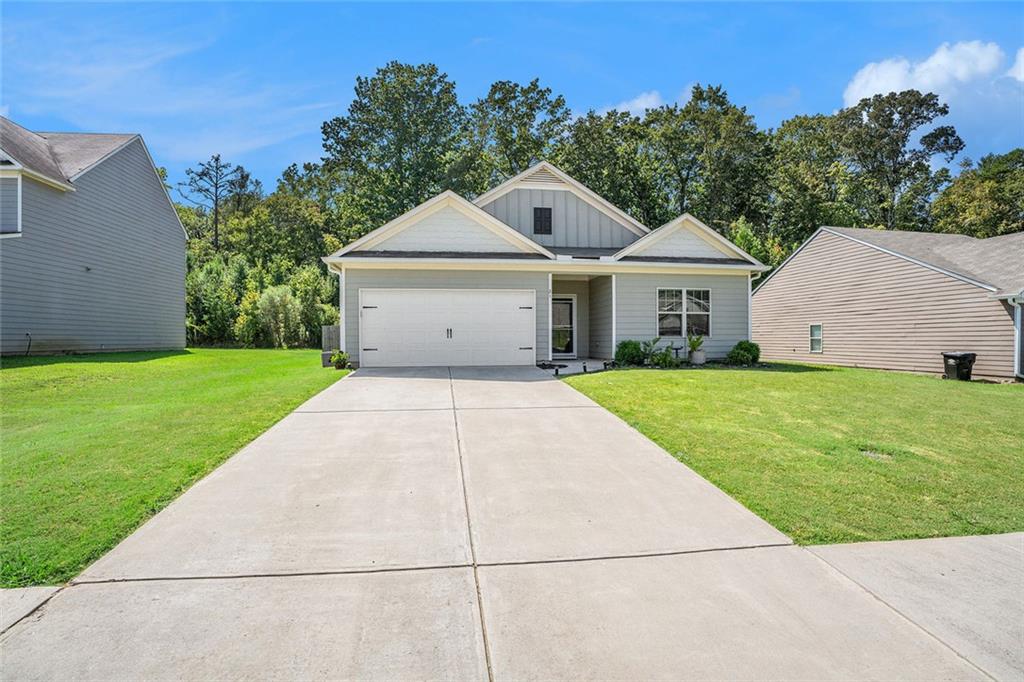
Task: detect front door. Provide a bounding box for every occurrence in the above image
[551,296,575,358]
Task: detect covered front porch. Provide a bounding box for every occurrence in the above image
[549,274,614,362]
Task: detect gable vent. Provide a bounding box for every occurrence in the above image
[525,167,563,185]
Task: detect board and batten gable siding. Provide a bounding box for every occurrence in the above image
[0,138,185,354]
[751,230,1016,378]
[615,272,750,358]
[551,279,590,358]
[371,206,524,253]
[0,177,19,233]
[588,275,614,359]
[342,268,550,363]
[479,188,639,249]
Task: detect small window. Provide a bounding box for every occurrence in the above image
[686,290,711,337]
[809,324,823,353]
[533,207,552,235]
[657,289,683,337]
[0,176,21,236]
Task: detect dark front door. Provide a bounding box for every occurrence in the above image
[552,297,575,357]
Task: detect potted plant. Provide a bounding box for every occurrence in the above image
[687,334,706,365]
[330,350,349,370]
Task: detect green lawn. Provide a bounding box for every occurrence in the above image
[1,349,346,587]
[567,364,1024,545]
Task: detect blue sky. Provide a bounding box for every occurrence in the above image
[3,2,1022,190]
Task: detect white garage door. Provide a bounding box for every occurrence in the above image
[358,289,537,367]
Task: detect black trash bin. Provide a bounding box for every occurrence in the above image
[941,352,976,380]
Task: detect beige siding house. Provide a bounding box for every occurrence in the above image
[752,227,1023,379]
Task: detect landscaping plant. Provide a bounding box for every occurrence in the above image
[330,350,350,369]
[614,340,646,366]
[726,340,761,365]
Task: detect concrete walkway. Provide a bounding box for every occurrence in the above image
[0,367,1005,679]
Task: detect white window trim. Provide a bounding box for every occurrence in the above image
[551,293,578,359]
[656,287,712,339]
[809,323,823,353]
[0,174,23,238]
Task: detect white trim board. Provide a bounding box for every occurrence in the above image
[615,213,763,266]
[332,191,555,259]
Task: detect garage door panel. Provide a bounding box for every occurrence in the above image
[359,289,537,367]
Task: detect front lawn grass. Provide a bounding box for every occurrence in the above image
[566,364,1023,544]
[1,349,346,587]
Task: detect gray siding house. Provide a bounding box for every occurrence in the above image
[0,117,186,355]
[323,162,767,367]
[752,227,1023,379]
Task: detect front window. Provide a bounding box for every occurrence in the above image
[686,290,711,337]
[809,324,823,353]
[533,207,552,235]
[657,289,683,337]
[658,288,711,338]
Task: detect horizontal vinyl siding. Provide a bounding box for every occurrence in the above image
[588,275,613,359]
[479,188,638,249]
[0,139,185,354]
[372,206,523,253]
[615,272,750,358]
[552,279,589,358]
[342,268,549,364]
[752,230,1016,378]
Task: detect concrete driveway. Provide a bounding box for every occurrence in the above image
[0,367,996,680]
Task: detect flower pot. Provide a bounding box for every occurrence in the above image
[689,349,706,365]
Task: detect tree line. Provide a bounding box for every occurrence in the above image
[177,61,1024,347]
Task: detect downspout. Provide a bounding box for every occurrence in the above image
[1014,299,1022,379]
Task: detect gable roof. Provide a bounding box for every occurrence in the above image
[0,116,138,190]
[472,161,650,238]
[328,190,556,259]
[757,226,1024,298]
[824,226,1024,297]
[613,213,766,267]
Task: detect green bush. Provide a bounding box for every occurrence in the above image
[614,340,646,366]
[651,348,679,369]
[330,350,350,369]
[258,285,303,348]
[726,340,761,366]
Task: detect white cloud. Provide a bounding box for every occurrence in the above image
[604,90,665,116]
[1007,47,1024,82]
[843,40,1005,106]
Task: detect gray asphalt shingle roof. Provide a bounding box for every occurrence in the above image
[825,226,1024,297]
[0,116,136,187]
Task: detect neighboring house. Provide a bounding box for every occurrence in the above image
[752,226,1023,379]
[322,162,767,367]
[0,116,186,355]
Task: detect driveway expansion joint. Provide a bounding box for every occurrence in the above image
[802,547,998,682]
[448,367,496,682]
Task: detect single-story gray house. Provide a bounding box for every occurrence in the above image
[752,226,1023,379]
[0,116,186,355]
[322,162,767,367]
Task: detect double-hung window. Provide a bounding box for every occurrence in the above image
[809,324,823,353]
[0,175,22,236]
[657,288,712,337]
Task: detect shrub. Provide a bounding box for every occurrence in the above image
[234,288,266,347]
[614,340,645,366]
[640,337,661,364]
[330,350,350,370]
[258,285,303,348]
[687,334,705,353]
[726,341,761,366]
[651,348,679,369]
